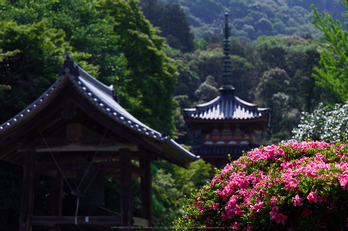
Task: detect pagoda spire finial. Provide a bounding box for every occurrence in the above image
[224,12,229,40]
[220,12,235,93]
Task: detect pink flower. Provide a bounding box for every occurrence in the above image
[318,195,327,203]
[275,213,287,225]
[232,221,240,230]
[251,201,264,213]
[314,153,328,162]
[244,224,252,231]
[292,194,303,206]
[318,222,327,229]
[210,202,219,210]
[301,208,312,217]
[270,206,279,220]
[338,172,348,189]
[197,204,205,213]
[205,217,211,222]
[307,191,317,203]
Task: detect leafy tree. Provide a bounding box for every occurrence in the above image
[255,67,290,105]
[194,75,219,101]
[96,0,180,136]
[0,20,95,123]
[190,48,223,83]
[0,0,176,135]
[160,3,195,52]
[311,2,348,103]
[152,168,184,227]
[152,159,211,228]
[141,0,195,52]
[254,36,287,72]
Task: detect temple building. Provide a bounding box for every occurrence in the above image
[183,13,271,168]
[0,53,198,231]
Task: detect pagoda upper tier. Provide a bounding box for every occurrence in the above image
[183,89,270,122]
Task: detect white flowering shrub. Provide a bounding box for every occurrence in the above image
[290,102,348,142]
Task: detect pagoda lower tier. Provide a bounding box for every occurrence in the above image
[191,143,259,168]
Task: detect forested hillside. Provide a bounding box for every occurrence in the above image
[154,0,346,39]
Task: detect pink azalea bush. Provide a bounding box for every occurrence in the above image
[175,141,348,230]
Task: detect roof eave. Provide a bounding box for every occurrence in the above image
[161,137,200,168]
[0,75,69,137]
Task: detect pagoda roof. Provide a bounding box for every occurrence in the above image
[0,55,198,167]
[183,90,271,123]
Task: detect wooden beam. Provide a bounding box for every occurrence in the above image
[35,161,145,176]
[50,174,63,231]
[120,148,133,231]
[140,156,153,230]
[19,150,37,231]
[36,161,121,170]
[18,138,138,153]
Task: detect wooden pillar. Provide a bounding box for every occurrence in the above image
[50,173,63,231]
[120,148,133,230]
[19,150,37,231]
[140,157,153,230]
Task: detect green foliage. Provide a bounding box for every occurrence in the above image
[311,2,348,103]
[142,0,195,52]
[152,168,184,225]
[152,159,211,228]
[99,0,179,136]
[0,20,90,122]
[0,0,179,136]
[194,75,219,101]
[255,36,287,72]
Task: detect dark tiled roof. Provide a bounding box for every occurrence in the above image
[0,56,199,164]
[183,90,270,121]
[191,144,259,156]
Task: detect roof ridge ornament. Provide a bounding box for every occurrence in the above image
[220,12,235,94]
[58,51,80,77]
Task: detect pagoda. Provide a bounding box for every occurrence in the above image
[183,13,271,168]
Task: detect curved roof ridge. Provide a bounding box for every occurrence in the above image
[183,93,270,120]
[75,75,162,140]
[78,66,114,97]
[195,95,221,108]
[234,96,258,108]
